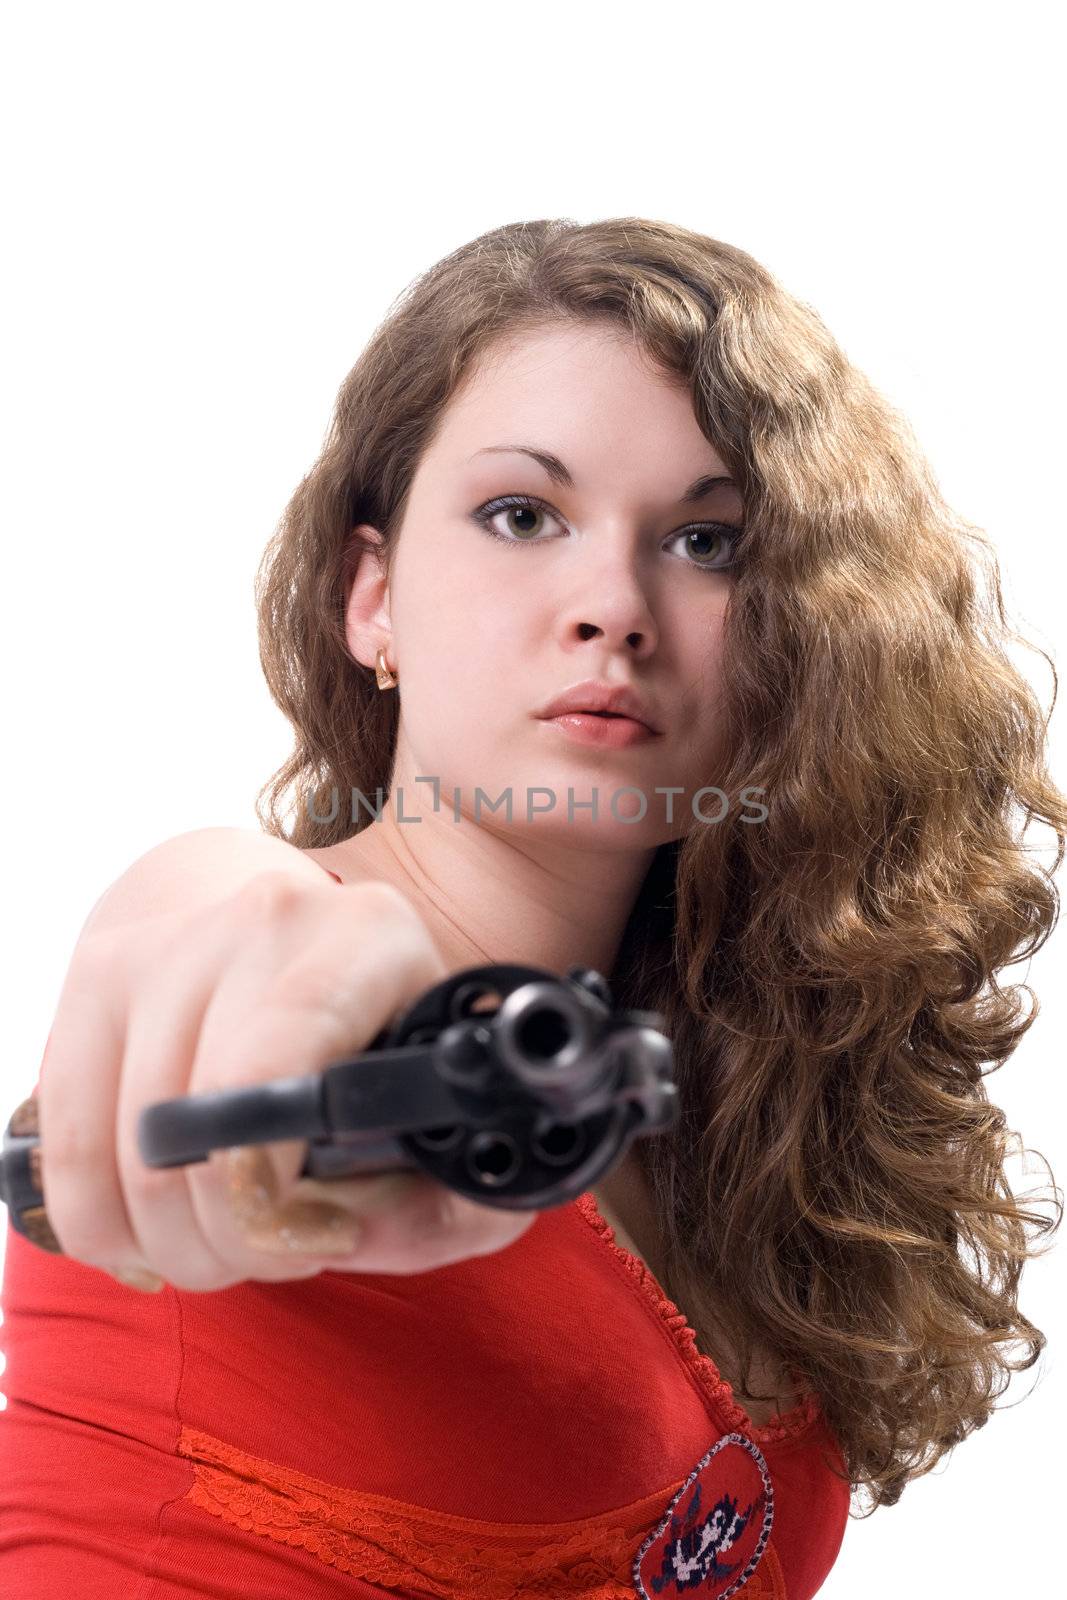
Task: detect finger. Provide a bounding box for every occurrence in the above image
[114,899,352,1290]
[215,1135,539,1277]
[353,1187,538,1274]
[254,1169,540,1276]
[114,916,246,1290]
[212,1144,429,1263]
[183,889,446,1276]
[37,932,138,1270]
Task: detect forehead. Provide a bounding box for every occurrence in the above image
[454,320,679,403]
[431,322,730,476]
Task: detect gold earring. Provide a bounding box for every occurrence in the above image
[375,647,398,690]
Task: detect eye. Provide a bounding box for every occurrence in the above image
[470,493,743,573]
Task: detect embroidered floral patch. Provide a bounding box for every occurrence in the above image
[632,1433,774,1597]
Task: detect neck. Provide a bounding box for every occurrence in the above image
[333,758,659,980]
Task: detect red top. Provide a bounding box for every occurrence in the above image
[0,865,850,1597]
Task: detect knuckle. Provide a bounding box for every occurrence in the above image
[351,878,413,915]
[78,909,187,997]
[72,924,127,984]
[41,1116,102,1192]
[44,1200,120,1268]
[120,1152,180,1212]
[409,1191,529,1263]
[372,894,446,975]
[266,955,356,1018]
[405,1182,462,1245]
[233,870,308,924]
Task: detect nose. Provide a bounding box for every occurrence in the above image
[559,548,659,658]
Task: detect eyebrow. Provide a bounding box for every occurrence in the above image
[469,444,737,506]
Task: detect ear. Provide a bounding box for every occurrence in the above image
[344,525,394,673]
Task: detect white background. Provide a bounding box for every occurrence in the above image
[1,2,1063,1590]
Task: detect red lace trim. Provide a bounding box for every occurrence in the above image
[178,1425,698,1598]
[573,1192,821,1447]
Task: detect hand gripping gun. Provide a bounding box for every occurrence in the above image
[1,962,677,1255]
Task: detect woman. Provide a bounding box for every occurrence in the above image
[1,217,1062,1597]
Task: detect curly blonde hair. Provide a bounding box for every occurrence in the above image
[254,217,1066,1515]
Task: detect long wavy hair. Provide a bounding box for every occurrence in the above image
[254,217,1066,1515]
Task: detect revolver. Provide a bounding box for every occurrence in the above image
[1,961,677,1255]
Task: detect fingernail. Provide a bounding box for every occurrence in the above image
[222,1143,366,1255]
[222,1145,281,1229]
[115,1266,166,1293]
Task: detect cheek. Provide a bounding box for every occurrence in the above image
[675,595,729,682]
[669,612,731,761]
[426,561,527,655]
[393,567,521,722]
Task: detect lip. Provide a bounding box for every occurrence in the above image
[536,679,661,734]
[540,713,660,749]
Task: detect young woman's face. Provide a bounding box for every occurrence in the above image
[368,320,745,848]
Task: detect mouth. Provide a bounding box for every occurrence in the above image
[536,681,661,734]
[538,711,661,748]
